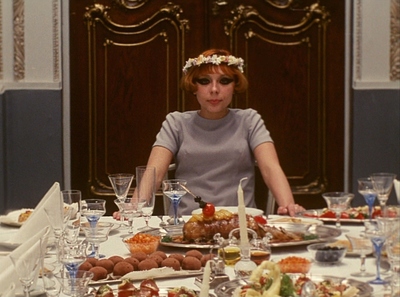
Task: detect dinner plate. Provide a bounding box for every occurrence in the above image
[0,208,33,227]
[191,206,263,216]
[267,215,323,226]
[214,275,373,297]
[159,225,341,249]
[299,209,366,223]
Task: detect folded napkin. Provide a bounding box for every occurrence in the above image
[0,226,50,295]
[1,283,15,297]
[394,179,400,203]
[9,182,61,243]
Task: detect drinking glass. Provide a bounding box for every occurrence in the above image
[162,179,187,225]
[322,192,354,230]
[357,177,377,221]
[59,240,87,279]
[386,229,400,295]
[81,222,113,259]
[10,236,47,297]
[62,190,82,244]
[81,199,106,228]
[56,270,93,297]
[136,165,156,231]
[364,217,399,284]
[345,234,374,277]
[115,197,141,233]
[370,173,397,217]
[109,173,134,227]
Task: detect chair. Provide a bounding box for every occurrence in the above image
[162,163,276,215]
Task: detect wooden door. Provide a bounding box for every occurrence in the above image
[69,0,345,215]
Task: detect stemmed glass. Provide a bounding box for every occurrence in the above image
[59,240,87,279]
[358,177,377,221]
[370,173,397,217]
[109,173,134,227]
[162,179,187,225]
[322,192,354,230]
[364,217,399,284]
[115,197,142,233]
[386,227,400,294]
[62,190,82,244]
[345,234,374,277]
[81,222,113,259]
[136,166,156,231]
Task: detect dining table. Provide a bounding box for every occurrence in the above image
[0,214,393,297]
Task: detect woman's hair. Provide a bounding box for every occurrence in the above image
[181,49,248,93]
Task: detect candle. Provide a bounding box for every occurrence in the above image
[199,260,211,297]
[238,177,249,245]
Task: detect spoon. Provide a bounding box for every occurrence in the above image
[301,281,316,297]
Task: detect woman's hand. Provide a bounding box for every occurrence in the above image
[277,203,305,217]
[113,211,121,220]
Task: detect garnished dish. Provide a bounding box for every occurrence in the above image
[301,205,399,222]
[160,209,341,248]
[214,261,372,297]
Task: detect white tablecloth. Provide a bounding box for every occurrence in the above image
[0,215,391,296]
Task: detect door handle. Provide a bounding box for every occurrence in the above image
[212,0,228,15]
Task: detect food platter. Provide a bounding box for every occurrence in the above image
[214,275,373,297]
[0,208,33,227]
[267,215,323,226]
[191,206,263,216]
[160,225,341,249]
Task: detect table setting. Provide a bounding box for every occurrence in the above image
[0,172,399,297]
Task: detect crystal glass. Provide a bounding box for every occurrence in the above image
[364,217,399,284]
[345,234,374,277]
[370,173,397,217]
[386,229,400,295]
[322,192,354,230]
[115,197,141,233]
[136,166,156,231]
[81,222,113,259]
[109,173,134,227]
[162,179,187,225]
[62,190,82,244]
[81,199,106,228]
[358,177,377,221]
[59,240,87,279]
[56,270,93,297]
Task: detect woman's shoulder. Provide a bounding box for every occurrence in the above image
[165,111,198,121]
[230,108,262,120]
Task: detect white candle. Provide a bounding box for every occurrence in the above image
[199,260,211,297]
[238,177,249,245]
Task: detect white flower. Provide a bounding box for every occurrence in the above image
[182,54,245,74]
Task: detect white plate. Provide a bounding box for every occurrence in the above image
[0,231,20,249]
[191,206,263,216]
[0,208,33,227]
[267,215,323,225]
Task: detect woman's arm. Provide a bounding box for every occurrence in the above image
[146,146,174,190]
[253,142,304,216]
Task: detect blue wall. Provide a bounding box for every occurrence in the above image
[0,89,63,214]
[0,88,399,214]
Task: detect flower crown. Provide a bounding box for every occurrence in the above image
[182,54,245,74]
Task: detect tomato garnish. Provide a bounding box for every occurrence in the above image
[202,203,215,217]
[254,215,267,225]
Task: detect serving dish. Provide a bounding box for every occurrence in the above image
[191,206,263,216]
[160,225,341,249]
[214,275,373,297]
[0,208,33,227]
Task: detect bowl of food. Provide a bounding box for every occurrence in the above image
[123,233,160,255]
[275,256,313,273]
[307,242,347,264]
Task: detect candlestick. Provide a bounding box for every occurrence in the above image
[199,260,211,297]
[237,177,249,245]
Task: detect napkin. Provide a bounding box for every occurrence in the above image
[1,283,15,297]
[9,182,61,243]
[0,226,50,294]
[394,179,400,203]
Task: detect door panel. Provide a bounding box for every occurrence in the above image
[70,0,345,214]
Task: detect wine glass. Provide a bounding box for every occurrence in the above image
[364,217,399,284]
[81,222,113,259]
[370,172,397,217]
[59,239,87,279]
[81,199,106,228]
[386,228,400,295]
[322,192,354,230]
[109,173,134,227]
[115,197,142,234]
[136,165,156,231]
[62,190,82,244]
[162,179,187,225]
[345,234,374,277]
[358,177,377,221]
[56,270,93,297]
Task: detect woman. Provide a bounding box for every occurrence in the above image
[145,49,303,216]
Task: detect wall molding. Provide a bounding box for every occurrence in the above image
[13,0,24,81]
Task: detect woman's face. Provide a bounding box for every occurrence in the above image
[195,69,235,120]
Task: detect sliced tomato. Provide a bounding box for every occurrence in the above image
[340,212,350,219]
[202,203,215,217]
[140,279,159,296]
[320,210,336,218]
[254,215,267,225]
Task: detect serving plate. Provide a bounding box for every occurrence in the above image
[160,225,341,249]
[191,206,263,216]
[214,275,373,297]
[0,231,21,249]
[0,208,33,227]
[267,215,323,226]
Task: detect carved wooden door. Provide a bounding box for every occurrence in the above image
[69,0,345,214]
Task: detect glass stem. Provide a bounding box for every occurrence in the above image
[172,200,179,225]
[359,254,366,273]
[375,244,382,280]
[335,212,341,229]
[128,219,133,233]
